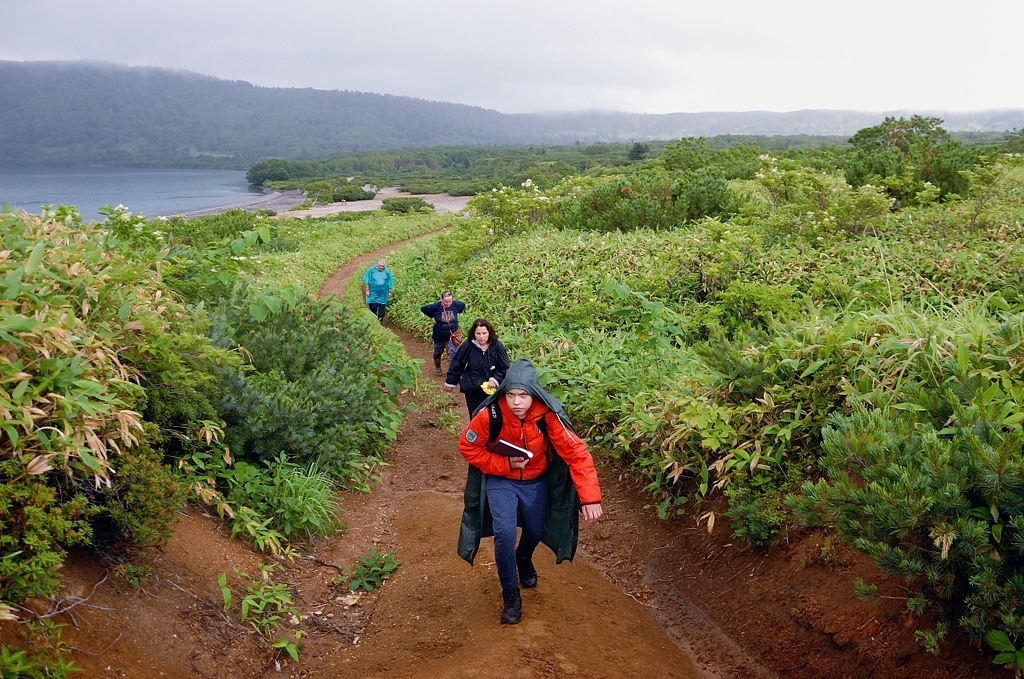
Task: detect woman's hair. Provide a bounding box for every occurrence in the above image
[471,318,497,341]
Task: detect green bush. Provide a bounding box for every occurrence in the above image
[381,197,434,214]
[303,178,375,203]
[96,443,188,551]
[840,115,982,205]
[724,485,785,548]
[221,456,339,543]
[561,170,683,231]
[208,283,404,482]
[675,167,737,223]
[0,464,97,603]
[789,315,1024,653]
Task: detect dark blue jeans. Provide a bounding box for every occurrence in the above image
[367,302,387,323]
[486,474,549,591]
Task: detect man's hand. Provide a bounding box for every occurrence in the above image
[581,503,603,524]
[509,456,529,470]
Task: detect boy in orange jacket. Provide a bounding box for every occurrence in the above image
[456,358,602,625]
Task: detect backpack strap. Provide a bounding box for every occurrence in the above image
[487,401,502,445]
[537,415,554,463]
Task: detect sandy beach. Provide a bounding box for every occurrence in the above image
[175,186,471,218]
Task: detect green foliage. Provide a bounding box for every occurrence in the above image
[302,178,375,204]
[113,562,152,588]
[958,154,1024,232]
[628,142,651,162]
[0,619,79,679]
[986,629,1024,675]
[465,179,551,238]
[915,623,949,656]
[380,197,434,214]
[218,563,305,661]
[752,154,891,240]
[1004,129,1024,154]
[0,211,150,486]
[95,443,187,552]
[789,314,1024,653]
[551,169,736,232]
[0,466,97,603]
[841,115,982,205]
[208,283,406,481]
[220,455,340,543]
[251,143,667,196]
[854,578,877,600]
[0,208,212,608]
[723,486,786,548]
[337,548,400,592]
[229,505,289,556]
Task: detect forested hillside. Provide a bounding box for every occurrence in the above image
[2,60,1022,169]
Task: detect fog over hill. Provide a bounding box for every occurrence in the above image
[2,60,1022,168]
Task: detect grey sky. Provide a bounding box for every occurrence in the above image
[3,0,1021,115]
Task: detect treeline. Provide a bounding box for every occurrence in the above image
[247,138,852,196]
[2,60,1023,169]
[247,120,1023,197]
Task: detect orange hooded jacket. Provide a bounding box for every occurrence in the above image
[458,397,602,506]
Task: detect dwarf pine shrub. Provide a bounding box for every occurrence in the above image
[790,313,1024,653]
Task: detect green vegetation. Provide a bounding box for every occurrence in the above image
[1,202,422,664]
[218,563,304,661]
[377,121,1024,665]
[381,197,435,214]
[334,548,400,592]
[4,117,1024,671]
[0,619,78,678]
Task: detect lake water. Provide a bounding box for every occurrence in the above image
[0,167,265,222]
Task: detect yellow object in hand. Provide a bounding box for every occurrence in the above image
[481,381,496,395]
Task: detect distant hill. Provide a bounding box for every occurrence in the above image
[2,60,1022,168]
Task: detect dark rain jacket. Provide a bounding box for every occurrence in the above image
[444,338,510,394]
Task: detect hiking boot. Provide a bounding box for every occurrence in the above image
[500,587,522,625]
[517,553,538,589]
[433,359,442,376]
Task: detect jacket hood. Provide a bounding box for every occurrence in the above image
[477,358,570,424]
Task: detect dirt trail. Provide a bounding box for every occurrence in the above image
[308,246,769,679]
[27,240,999,678]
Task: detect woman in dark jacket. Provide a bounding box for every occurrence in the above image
[420,291,466,375]
[444,318,510,416]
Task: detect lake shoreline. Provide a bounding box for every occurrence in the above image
[171,187,307,218]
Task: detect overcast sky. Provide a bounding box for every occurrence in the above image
[3,0,1021,115]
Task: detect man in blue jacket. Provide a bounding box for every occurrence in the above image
[362,258,394,323]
